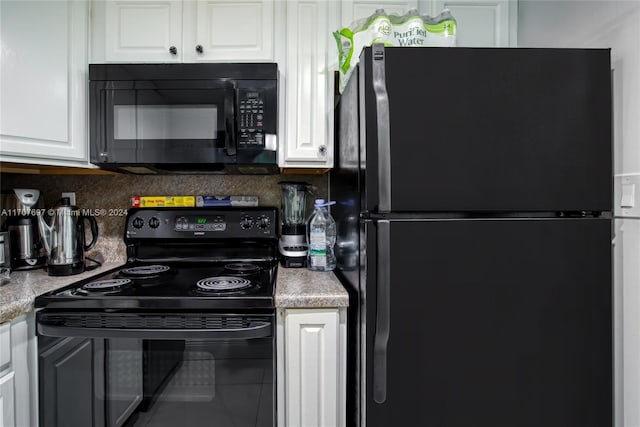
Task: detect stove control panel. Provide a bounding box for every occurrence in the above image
[125,208,278,240]
[175,215,227,232]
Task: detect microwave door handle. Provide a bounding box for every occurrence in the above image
[224,86,237,157]
[225,118,236,156]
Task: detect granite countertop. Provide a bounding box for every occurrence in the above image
[0,262,124,324]
[0,264,348,324]
[275,267,349,308]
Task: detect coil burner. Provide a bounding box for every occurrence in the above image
[80,278,132,294]
[196,276,253,293]
[224,263,261,275]
[120,265,171,276]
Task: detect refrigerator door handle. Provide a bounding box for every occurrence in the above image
[372,43,392,213]
[373,219,391,403]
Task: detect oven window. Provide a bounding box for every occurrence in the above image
[114,105,218,140]
[131,339,273,427]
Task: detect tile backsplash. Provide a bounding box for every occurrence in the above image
[1,173,327,263]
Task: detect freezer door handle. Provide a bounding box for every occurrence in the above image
[373,220,391,403]
[372,43,392,213]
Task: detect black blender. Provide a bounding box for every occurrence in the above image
[278,181,311,267]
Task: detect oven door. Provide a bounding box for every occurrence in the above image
[90,80,237,169]
[37,312,274,427]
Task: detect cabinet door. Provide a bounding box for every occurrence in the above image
[0,0,89,164]
[103,0,183,62]
[183,0,275,62]
[281,0,338,167]
[10,315,36,427]
[280,308,345,427]
[0,372,15,427]
[433,0,517,46]
[341,0,418,27]
[0,324,9,374]
[39,337,104,427]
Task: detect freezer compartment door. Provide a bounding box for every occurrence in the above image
[366,218,612,427]
[362,47,612,212]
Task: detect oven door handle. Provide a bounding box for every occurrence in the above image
[37,322,272,340]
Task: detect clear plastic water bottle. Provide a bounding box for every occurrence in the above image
[307,199,337,271]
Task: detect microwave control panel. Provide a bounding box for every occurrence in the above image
[238,89,265,147]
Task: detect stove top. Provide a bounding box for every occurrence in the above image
[35,207,279,311]
[37,260,277,310]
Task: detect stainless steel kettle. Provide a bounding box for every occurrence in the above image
[37,197,99,276]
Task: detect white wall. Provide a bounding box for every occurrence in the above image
[519,0,639,48]
[519,2,640,426]
[519,0,640,175]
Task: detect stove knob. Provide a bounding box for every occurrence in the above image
[240,216,253,229]
[257,215,271,230]
[148,217,160,229]
[132,217,144,229]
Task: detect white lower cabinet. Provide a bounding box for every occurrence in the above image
[0,314,37,427]
[277,308,346,427]
[0,371,16,427]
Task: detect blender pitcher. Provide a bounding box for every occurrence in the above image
[278,181,311,267]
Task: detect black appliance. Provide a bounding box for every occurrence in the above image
[89,63,278,174]
[330,46,612,427]
[35,207,278,427]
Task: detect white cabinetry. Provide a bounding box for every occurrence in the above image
[279,0,339,169]
[185,0,275,62]
[433,0,517,46]
[0,315,37,427]
[0,371,15,427]
[341,0,418,25]
[101,0,183,62]
[0,0,90,166]
[277,308,346,427]
[93,0,277,63]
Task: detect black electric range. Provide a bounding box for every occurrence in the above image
[35,207,279,427]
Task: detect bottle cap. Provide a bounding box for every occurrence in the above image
[314,199,336,207]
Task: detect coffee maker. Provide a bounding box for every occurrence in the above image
[278,181,311,268]
[0,189,46,270]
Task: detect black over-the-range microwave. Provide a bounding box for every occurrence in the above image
[89,63,278,174]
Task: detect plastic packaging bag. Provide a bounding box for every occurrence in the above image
[333,8,457,92]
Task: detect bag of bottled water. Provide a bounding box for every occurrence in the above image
[307,199,337,271]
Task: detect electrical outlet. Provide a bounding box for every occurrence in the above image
[62,192,76,205]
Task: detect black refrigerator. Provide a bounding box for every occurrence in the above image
[330,46,612,427]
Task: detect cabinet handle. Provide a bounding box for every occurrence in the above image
[196,44,204,54]
[318,145,326,156]
[169,46,177,55]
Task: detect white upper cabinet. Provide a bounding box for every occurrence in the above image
[341,0,418,26]
[279,0,338,168]
[102,0,183,62]
[0,0,89,165]
[184,0,275,62]
[433,0,517,46]
[93,0,276,63]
